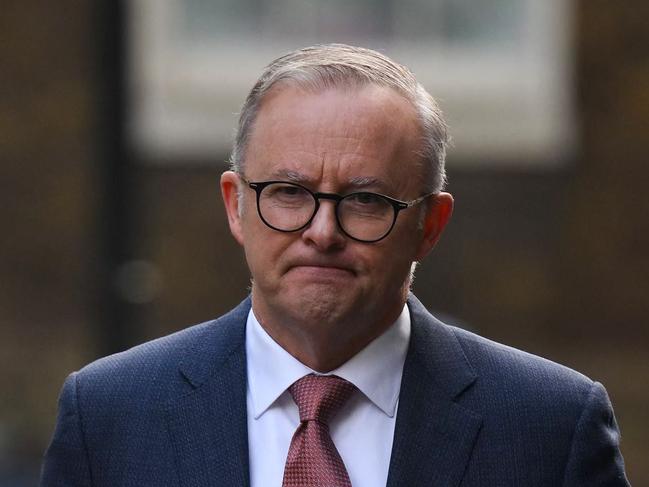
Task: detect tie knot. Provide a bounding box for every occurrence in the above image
[289,374,355,423]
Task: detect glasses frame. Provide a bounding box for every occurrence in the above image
[239,175,435,243]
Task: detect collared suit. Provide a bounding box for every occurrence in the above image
[41,295,629,486]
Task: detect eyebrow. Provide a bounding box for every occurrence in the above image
[269,169,309,183]
[347,176,386,189]
[268,169,391,193]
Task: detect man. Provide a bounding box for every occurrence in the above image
[41,44,629,486]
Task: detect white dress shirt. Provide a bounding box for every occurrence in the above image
[245,305,411,487]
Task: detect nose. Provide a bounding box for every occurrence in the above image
[301,200,346,250]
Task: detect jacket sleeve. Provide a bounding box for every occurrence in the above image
[40,373,93,487]
[562,381,630,486]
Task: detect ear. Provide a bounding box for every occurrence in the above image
[220,171,245,246]
[415,192,454,261]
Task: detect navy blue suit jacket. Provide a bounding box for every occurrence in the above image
[41,296,629,486]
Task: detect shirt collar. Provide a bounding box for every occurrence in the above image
[245,305,410,419]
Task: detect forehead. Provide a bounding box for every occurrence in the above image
[244,84,423,191]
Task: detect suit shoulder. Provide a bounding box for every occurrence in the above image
[450,325,595,398]
[79,319,215,377]
[408,294,594,394]
[73,299,250,396]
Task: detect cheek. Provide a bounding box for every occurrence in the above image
[240,198,272,242]
[394,216,425,251]
[242,227,292,273]
[373,232,422,275]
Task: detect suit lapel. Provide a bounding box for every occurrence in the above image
[387,296,482,487]
[166,299,252,487]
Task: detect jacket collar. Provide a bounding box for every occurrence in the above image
[386,294,482,487]
[167,297,252,487]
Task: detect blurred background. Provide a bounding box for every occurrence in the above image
[1,1,647,484]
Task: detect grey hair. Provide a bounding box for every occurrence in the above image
[229,43,450,193]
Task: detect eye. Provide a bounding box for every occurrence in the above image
[342,193,394,219]
[264,183,310,205]
[275,185,302,196]
[346,192,384,207]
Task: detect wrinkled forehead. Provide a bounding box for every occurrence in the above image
[245,84,426,194]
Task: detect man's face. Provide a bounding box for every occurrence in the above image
[221,84,452,364]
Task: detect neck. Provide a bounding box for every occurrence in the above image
[251,293,404,372]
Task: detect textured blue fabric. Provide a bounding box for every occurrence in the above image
[41,295,629,486]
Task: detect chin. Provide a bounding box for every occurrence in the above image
[286,288,354,324]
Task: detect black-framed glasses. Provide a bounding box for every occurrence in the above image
[240,176,434,243]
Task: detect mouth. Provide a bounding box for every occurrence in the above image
[287,263,356,279]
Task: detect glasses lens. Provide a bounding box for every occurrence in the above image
[338,193,395,241]
[258,182,315,231]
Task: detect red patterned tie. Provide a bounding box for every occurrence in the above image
[282,374,355,487]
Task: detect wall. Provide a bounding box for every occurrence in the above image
[1,0,647,483]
